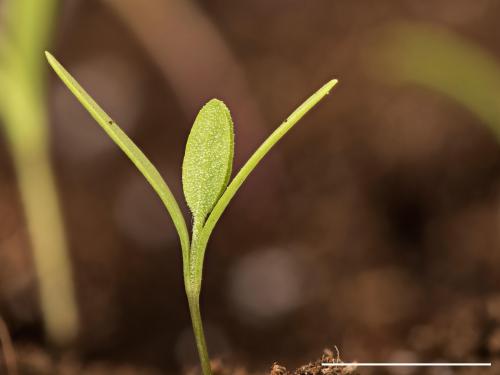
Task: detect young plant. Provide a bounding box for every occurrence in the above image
[46,51,337,375]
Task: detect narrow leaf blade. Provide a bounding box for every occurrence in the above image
[198,79,338,256]
[182,98,234,223]
[45,52,190,259]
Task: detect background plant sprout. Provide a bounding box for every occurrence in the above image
[46,51,337,375]
[369,21,500,136]
[0,0,79,346]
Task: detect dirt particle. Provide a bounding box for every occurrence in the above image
[270,363,287,375]
[270,349,358,375]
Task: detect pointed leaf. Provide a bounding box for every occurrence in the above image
[182,99,234,223]
[191,79,338,286]
[45,52,191,266]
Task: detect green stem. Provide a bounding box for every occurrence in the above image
[13,146,78,346]
[2,84,79,345]
[188,218,204,290]
[185,217,212,375]
[187,294,212,375]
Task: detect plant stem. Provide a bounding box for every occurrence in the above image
[11,141,79,346]
[187,294,212,375]
[187,218,212,375]
[2,84,79,345]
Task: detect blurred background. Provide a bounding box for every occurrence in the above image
[0,0,499,374]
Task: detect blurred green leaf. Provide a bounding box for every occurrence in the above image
[182,99,234,224]
[370,22,500,136]
[5,0,58,87]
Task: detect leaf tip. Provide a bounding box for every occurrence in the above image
[207,98,224,104]
[45,51,60,72]
[45,51,54,62]
[204,98,230,113]
[325,79,339,93]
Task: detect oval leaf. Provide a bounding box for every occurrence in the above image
[200,79,338,247]
[182,99,234,222]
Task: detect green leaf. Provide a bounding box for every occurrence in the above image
[45,52,191,269]
[182,99,234,224]
[191,79,338,287]
[370,22,500,136]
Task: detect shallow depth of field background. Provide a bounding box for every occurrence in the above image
[1,0,499,373]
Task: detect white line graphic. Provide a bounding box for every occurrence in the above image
[321,362,492,367]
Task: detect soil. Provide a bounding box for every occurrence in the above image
[6,347,358,375]
[9,345,163,375]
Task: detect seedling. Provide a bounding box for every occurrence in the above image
[46,51,337,375]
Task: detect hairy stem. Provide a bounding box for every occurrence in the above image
[186,217,211,374]
[187,294,212,375]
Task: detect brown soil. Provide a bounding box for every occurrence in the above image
[9,348,358,375]
[6,345,161,375]
[208,349,357,375]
